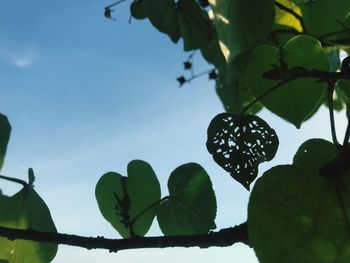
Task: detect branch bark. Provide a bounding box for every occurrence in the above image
[0,222,249,252]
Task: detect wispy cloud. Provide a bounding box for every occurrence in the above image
[0,48,37,68]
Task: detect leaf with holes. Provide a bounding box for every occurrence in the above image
[157,163,216,235]
[0,114,11,171]
[0,176,57,263]
[95,160,161,238]
[206,113,279,190]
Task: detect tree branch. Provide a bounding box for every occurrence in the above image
[0,223,249,252]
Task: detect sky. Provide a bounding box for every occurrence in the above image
[0,1,348,263]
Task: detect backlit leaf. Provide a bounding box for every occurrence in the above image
[246,35,330,128]
[248,164,350,263]
[157,163,216,235]
[95,160,161,238]
[0,182,57,263]
[208,0,274,63]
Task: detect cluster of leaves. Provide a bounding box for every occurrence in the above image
[126,0,350,261]
[2,0,350,262]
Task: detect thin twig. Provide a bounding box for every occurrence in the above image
[0,175,27,187]
[105,0,128,10]
[274,1,307,33]
[0,223,249,252]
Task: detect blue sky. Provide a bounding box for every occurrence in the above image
[0,1,348,262]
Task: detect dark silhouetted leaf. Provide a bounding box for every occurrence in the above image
[130,0,147,20]
[157,163,216,235]
[207,113,279,190]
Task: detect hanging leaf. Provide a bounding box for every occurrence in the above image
[0,114,11,171]
[143,0,181,43]
[216,52,263,115]
[95,160,161,238]
[157,163,216,235]
[208,0,274,63]
[142,0,212,50]
[248,164,350,263]
[0,178,58,263]
[206,113,279,190]
[177,0,213,51]
[246,35,330,128]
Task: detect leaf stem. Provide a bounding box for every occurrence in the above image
[343,104,350,146]
[130,196,170,227]
[0,174,27,187]
[274,1,307,33]
[105,0,128,10]
[327,81,339,145]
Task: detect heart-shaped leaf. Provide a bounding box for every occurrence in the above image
[157,163,216,235]
[248,163,350,263]
[246,35,330,128]
[206,113,279,190]
[95,160,161,238]
[0,174,58,263]
[0,114,11,171]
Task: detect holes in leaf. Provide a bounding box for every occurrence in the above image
[206,113,279,190]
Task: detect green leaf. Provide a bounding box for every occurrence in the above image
[246,35,330,128]
[130,0,147,20]
[275,0,302,32]
[143,0,181,43]
[157,163,216,235]
[95,160,161,238]
[177,0,212,51]
[206,113,279,190]
[142,0,212,50]
[216,52,263,114]
[293,138,337,171]
[0,185,58,263]
[248,164,350,263]
[294,0,350,38]
[208,0,274,63]
[0,114,11,171]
